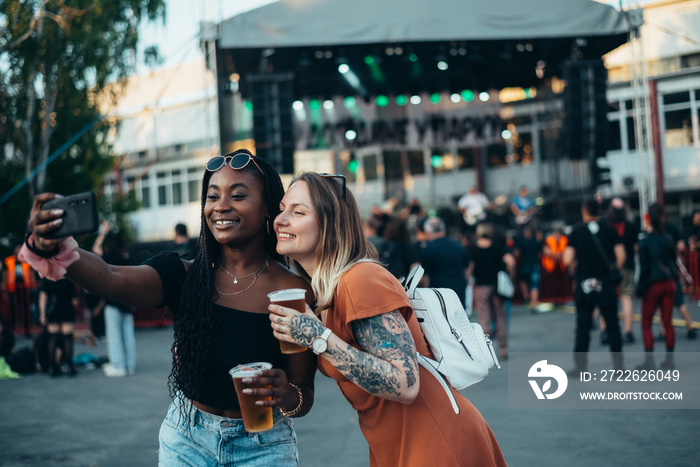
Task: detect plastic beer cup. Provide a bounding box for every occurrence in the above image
[230,362,273,432]
[267,288,309,354]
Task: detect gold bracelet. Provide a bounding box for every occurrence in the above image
[280,382,303,417]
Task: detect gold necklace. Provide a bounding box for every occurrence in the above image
[214,255,269,296]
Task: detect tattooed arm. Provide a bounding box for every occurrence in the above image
[269,304,420,404]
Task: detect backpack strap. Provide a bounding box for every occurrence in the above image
[418,354,460,414]
[405,264,424,298]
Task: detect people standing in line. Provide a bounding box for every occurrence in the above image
[514,225,542,313]
[636,204,678,370]
[563,198,625,373]
[92,226,136,378]
[378,216,418,280]
[38,277,79,376]
[418,217,470,305]
[269,172,506,467]
[22,150,317,466]
[599,198,638,344]
[467,223,516,360]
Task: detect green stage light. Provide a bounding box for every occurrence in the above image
[244,101,253,111]
[364,55,376,65]
[376,95,389,107]
[461,90,474,102]
[309,99,321,110]
[430,155,443,168]
[395,95,408,106]
[344,96,357,109]
[348,159,359,173]
[409,53,418,62]
[429,93,441,104]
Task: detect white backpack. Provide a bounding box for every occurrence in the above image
[405,265,501,413]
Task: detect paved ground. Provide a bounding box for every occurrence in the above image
[1,300,698,467]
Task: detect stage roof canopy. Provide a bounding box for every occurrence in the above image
[217,0,630,98]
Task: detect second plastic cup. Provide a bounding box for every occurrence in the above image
[267,288,309,354]
[230,362,273,433]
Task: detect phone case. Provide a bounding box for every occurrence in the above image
[42,192,99,239]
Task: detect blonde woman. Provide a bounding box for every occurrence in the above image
[266,172,505,467]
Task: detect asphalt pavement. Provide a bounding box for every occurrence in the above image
[1,300,698,467]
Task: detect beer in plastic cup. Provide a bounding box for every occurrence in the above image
[267,288,309,354]
[230,362,273,432]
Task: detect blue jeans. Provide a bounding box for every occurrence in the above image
[104,305,136,372]
[158,399,299,466]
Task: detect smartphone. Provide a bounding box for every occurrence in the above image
[41,191,99,239]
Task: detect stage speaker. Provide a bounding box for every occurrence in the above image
[564,59,609,161]
[249,73,295,174]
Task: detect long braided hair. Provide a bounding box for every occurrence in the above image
[168,149,285,411]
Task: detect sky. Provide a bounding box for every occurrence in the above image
[136,0,278,71]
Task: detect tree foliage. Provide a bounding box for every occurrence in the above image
[0,0,165,256]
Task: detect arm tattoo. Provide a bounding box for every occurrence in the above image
[323,311,418,397]
[288,314,326,347]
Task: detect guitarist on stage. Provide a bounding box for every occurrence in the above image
[511,185,538,231]
[458,186,492,235]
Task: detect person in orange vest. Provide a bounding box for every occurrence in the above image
[542,227,569,300]
[3,245,35,294]
[2,245,37,332]
[542,228,568,274]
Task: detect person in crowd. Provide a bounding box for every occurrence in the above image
[563,198,625,373]
[510,185,537,230]
[514,225,542,313]
[378,215,418,280]
[168,222,194,258]
[600,198,638,344]
[21,149,317,466]
[268,172,506,467]
[636,204,678,370]
[541,226,570,299]
[419,217,470,305]
[38,277,80,376]
[92,226,137,377]
[458,186,491,234]
[656,207,697,341]
[370,204,390,238]
[363,217,386,254]
[467,222,515,360]
[2,244,38,333]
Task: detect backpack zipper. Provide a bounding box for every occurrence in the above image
[433,289,473,360]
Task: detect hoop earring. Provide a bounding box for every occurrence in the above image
[266,215,271,236]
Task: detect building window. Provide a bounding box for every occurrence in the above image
[157,171,168,206]
[383,150,404,180]
[188,167,200,203]
[664,108,693,148]
[141,175,151,208]
[172,169,182,205]
[608,119,621,151]
[486,142,507,167]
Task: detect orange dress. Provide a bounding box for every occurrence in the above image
[318,262,506,467]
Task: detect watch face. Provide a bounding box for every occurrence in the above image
[313,338,327,354]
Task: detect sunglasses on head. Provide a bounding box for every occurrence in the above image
[320,173,346,200]
[206,154,264,175]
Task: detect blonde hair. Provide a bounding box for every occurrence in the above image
[475,222,493,239]
[289,172,378,311]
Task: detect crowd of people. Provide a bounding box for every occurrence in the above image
[1,152,699,465]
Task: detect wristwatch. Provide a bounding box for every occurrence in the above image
[312,328,332,355]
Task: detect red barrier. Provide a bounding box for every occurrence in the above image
[1,283,172,335]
